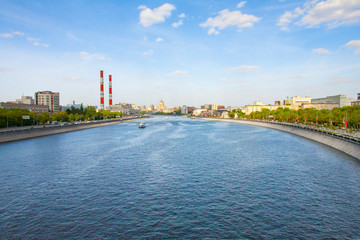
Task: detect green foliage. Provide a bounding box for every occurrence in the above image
[229,109,245,119]
[245,105,360,129]
[0,105,126,128]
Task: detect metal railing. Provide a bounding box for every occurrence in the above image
[241,119,360,145]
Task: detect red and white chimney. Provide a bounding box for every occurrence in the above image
[100,70,104,110]
[109,75,112,106]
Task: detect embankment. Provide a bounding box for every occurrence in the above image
[201,118,360,161]
[0,117,148,144]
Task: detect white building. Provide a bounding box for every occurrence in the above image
[192,108,206,116]
[181,105,188,114]
[290,96,312,106]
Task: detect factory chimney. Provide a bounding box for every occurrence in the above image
[109,75,112,106]
[100,70,104,110]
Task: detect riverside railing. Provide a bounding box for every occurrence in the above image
[241,119,360,145]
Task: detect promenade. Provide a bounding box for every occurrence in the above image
[199,117,360,161]
[0,117,149,144]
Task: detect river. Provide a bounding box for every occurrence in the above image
[1,116,359,239]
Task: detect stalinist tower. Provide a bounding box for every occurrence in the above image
[157,99,166,111]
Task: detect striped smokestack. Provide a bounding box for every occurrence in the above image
[109,75,112,106]
[100,70,104,110]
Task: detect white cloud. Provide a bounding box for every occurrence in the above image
[138,5,147,10]
[232,78,244,83]
[330,76,356,84]
[97,56,111,61]
[67,32,81,42]
[139,3,176,27]
[0,33,13,38]
[268,75,303,82]
[26,37,38,41]
[345,40,360,54]
[62,76,79,81]
[179,13,186,18]
[278,0,360,30]
[165,70,189,77]
[143,49,154,55]
[200,8,261,35]
[33,42,49,48]
[227,65,260,72]
[0,31,24,38]
[172,19,183,28]
[0,67,11,71]
[79,51,89,56]
[13,31,24,36]
[236,1,247,8]
[277,7,304,31]
[312,48,332,54]
[155,37,164,42]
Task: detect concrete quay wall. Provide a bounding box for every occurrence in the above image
[0,117,148,144]
[202,118,360,161]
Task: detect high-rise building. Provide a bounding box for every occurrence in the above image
[157,99,166,111]
[34,91,60,113]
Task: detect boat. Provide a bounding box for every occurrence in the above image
[139,122,146,128]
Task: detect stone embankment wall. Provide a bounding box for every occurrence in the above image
[0,117,148,144]
[202,118,360,161]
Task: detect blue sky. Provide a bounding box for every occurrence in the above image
[0,0,359,108]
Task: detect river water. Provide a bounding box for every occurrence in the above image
[1,116,360,239]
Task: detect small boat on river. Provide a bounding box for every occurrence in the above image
[139,122,146,128]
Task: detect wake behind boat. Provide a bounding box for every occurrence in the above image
[139,122,146,128]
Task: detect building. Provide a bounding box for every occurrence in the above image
[109,103,140,115]
[351,93,360,106]
[201,104,212,110]
[147,104,155,112]
[209,109,229,118]
[290,96,311,106]
[301,103,339,110]
[34,91,60,113]
[61,101,83,112]
[283,99,291,105]
[157,99,166,111]
[181,105,188,114]
[192,108,206,116]
[253,101,263,106]
[311,94,353,108]
[0,102,49,113]
[244,104,299,115]
[16,96,34,105]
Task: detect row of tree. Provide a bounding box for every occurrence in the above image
[229,106,360,128]
[0,106,125,128]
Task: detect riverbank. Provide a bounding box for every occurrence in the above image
[0,117,149,144]
[199,118,360,161]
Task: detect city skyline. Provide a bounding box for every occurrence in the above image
[0,0,359,107]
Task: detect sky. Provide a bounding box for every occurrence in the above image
[0,0,359,108]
